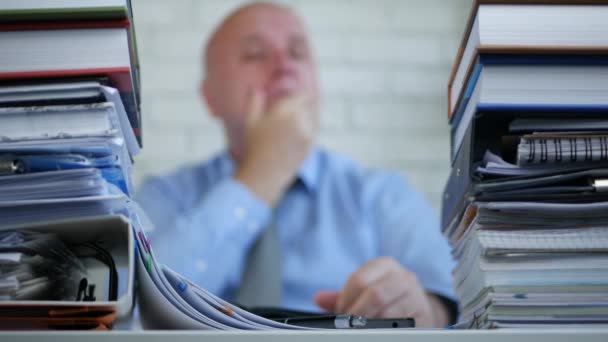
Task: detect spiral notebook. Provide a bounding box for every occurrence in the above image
[517,132,608,165]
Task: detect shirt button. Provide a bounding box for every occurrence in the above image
[233,206,247,220]
[195,259,208,273]
[247,221,258,233]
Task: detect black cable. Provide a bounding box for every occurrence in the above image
[74,242,118,301]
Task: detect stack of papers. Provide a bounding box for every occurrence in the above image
[0,0,142,145]
[0,0,140,330]
[443,0,608,329]
[446,200,608,329]
[443,151,608,328]
[0,82,135,231]
[132,212,312,330]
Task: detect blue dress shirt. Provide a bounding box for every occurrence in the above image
[135,148,455,312]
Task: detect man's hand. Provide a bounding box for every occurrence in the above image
[235,89,318,207]
[314,257,450,328]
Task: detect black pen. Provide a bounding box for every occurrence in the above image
[280,314,415,329]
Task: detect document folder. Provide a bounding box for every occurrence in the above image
[0,215,134,330]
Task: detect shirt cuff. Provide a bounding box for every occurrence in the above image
[193,178,272,248]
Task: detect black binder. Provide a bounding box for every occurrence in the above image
[442,110,608,231]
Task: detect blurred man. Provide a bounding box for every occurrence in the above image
[136,2,456,327]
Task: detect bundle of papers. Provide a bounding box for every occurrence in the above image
[0,83,137,196]
[445,159,608,328]
[0,82,139,157]
[0,83,136,231]
[0,0,143,329]
[0,80,138,331]
[131,209,312,330]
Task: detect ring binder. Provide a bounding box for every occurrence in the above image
[519,134,608,165]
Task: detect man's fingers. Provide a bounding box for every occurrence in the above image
[246,88,265,128]
[265,93,317,139]
[314,290,340,313]
[376,294,416,319]
[344,269,409,318]
[267,92,309,117]
[335,257,399,313]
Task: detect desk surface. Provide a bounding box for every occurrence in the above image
[2,329,608,342]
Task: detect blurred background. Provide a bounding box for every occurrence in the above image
[131,0,472,210]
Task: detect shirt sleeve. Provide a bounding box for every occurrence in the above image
[134,173,271,295]
[367,172,457,302]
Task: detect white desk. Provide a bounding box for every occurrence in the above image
[2,329,608,342]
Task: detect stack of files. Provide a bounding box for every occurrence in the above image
[446,201,608,329]
[132,210,314,330]
[448,0,608,162]
[0,81,138,194]
[442,0,608,329]
[0,0,141,330]
[0,0,142,145]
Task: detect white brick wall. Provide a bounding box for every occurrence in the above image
[131,0,472,210]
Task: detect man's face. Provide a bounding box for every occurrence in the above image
[203,5,319,157]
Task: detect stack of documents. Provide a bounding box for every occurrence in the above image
[0,81,138,231]
[132,214,313,330]
[0,0,141,144]
[0,0,140,330]
[446,200,608,328]
[442,0,608,329]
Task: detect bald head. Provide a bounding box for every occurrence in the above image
[200,1,319,159]
[204,2,301,74]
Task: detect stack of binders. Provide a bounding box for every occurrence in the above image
[442,0,608,329]
[0,0,141,330]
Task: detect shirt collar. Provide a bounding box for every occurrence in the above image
[218,148,320,194]
[297,148,320,193]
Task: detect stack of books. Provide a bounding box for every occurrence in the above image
[0,0,141,330]
[442,0,608,329]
